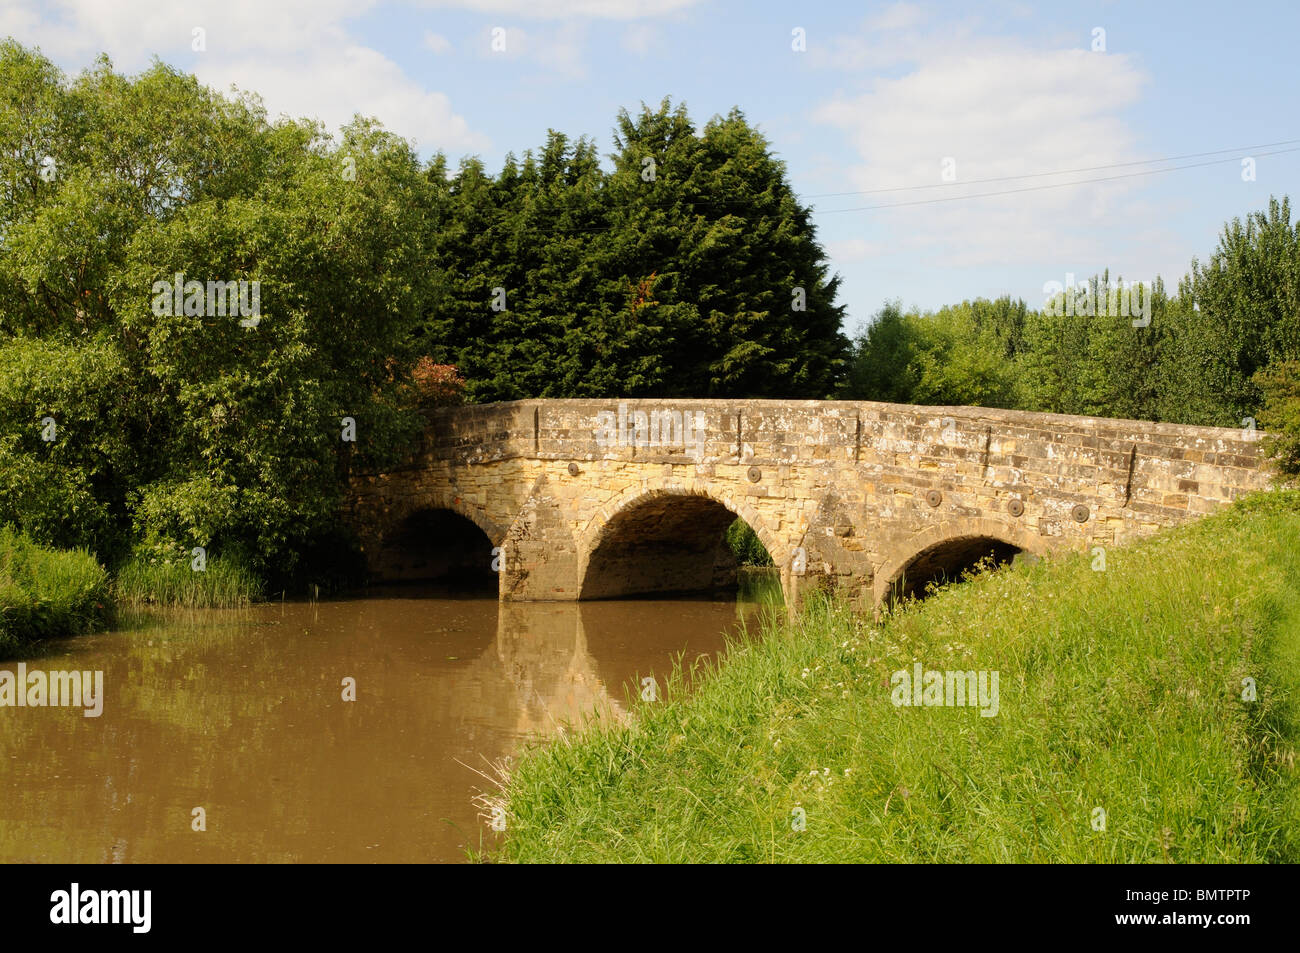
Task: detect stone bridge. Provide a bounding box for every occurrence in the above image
[344,399,1272,609]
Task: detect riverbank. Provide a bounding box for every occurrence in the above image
[490,490,1300,863]
[114,545,263,609]
[0,532,265,657]
[0,525,112,656]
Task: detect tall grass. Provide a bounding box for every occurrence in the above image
[114,548,262,609]
[490,491,1300,863]
[0,524,111,655]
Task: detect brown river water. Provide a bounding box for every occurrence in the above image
[0,585,777,863]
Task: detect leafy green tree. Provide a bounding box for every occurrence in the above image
[1255,361,1300,478]
[422,100,849,401]
[908,304,1019,407]
[0,336,135,559]
[841,302,917,402]
[843,300,1017,408]
[1168,196,1300,425]
[969,295,1030,361]
[114,118,435,577]
[420,134,614,401]
[1075,274,1167,421]
[599,100,848,398]
[1019,273,1166,420]
[0,43,437,586]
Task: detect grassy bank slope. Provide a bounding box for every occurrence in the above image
[0,525,111,656]
[494,491,1300,863]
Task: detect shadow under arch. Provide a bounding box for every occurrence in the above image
[411,492,507,549]
[368,504,500,588]
[576,484,783,601]
[874,517,1047,607]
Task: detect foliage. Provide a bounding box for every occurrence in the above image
[0,50,851,594]
[0,335,137,561]
[411,358,467,408]
[1256,361,1300,478]
[843,202,1299,478]
[0,42,434,589]
[4,37,1297,594]
[843,299,1018,408]
[114,542,261,609]
[0,524,111,654]
[1016,273,1167,420]
[724,517,772,567]
[1173,196,1300,426]
[422,99,850,401]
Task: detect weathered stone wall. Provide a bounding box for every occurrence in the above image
[344,399,1273,607]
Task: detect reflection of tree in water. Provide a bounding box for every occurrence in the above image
[0,597,627,862]
[0,595,756,862]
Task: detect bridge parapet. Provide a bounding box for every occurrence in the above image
[348,400,1272,607]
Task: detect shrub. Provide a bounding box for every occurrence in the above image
[412,358,467,408]
[725,517,773,567]
[0,524,111,654]
[1256,360,1300,479]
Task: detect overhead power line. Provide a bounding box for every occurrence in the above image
[815,146,1300,214]
[797,138,1300,199]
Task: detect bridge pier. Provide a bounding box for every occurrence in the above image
[499,477,583,600]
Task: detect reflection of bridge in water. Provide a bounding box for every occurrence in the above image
[461,602,626,739]
[0,587,759,863]
[0,593,761,863]
[433,598,761,742]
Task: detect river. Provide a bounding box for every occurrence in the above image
[0,581,779,863]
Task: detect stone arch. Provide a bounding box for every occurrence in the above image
[368,492,507,588]
[873,516,1048,606]
[388,492,507,548]
[576,479,787,601]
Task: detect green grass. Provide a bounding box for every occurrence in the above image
[490,490,1300,863]
[0,524,112,656]
[725,517,774,567]
[114,546,262,609]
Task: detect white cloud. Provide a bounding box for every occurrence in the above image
[534,22,589,79]
[1,0,490,156]
[200,45,490,153]
[813,29,1155,273]
[474,22,588,80]
[1,0,373,68]
[865,1,926,32]
[620,23,658,56]
[825,238,887,263]
[423,31,452,54]
[414,0,702,19]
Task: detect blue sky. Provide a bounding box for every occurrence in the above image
[4,0,1297,335]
